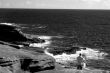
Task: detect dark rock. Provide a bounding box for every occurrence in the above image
[20,58,32,71]
[48,46,85,55]
[8,44,21,49]
[0,23,28,42]
[28,38,45,43]
[0,23,45,49]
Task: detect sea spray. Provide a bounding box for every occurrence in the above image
[27,35,108,64]
[29,40,51,48]
[44,47,108,64]
[29,36,52,48]
[37,36,52,40]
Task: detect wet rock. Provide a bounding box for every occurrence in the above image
[0,23,45,47]
[0,23,28,42]
[28,38,45,43]
[48,46,86,55]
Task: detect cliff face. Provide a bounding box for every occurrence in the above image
[0,23,28,42]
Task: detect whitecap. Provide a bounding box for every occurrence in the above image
[29,35,52,48]
[37,36,52,40]
[0,23,13,25]
[44,47,108,64]
[29,40,51,48]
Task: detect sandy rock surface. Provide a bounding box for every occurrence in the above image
[0,44,55,73]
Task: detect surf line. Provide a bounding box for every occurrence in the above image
[44,47,108,64]
[27,35,108,63]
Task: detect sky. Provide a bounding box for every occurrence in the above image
[0,0,110,9]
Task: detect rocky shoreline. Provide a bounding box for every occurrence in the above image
[0,23,110,73]
[0,23,55,73]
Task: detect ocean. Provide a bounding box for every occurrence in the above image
[0,9,110,70]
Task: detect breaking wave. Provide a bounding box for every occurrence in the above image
[45,47,108,64]
[29,35,52,48]
[29,35,108,64]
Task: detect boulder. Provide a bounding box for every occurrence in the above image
[0,44,55,73]
[21,54,55,72]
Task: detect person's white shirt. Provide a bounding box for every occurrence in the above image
[82,54,87,68]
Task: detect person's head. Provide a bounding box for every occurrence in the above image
[79,53,81,56]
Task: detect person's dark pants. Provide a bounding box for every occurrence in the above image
[77,65,82,70]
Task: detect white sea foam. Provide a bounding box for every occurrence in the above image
[0,23,13,25]
[37,36,52,40]
[37,35,65,39]
[29,36,52,48]
[29,35,64,48]
[45,47,108,64]
[28,35,108,64]
[29,40,51,48]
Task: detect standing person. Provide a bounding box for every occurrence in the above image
[76,53,85,70]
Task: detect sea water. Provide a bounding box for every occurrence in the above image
[1,9,110,70]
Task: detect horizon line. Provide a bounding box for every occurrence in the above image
[0,8,110,11]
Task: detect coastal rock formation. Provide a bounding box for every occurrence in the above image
[0,44,55,73]
[0,23,45,46]
[0,23,56,73]
[48,46,86,55]
[28,54,55,72]
[0,23,27,42]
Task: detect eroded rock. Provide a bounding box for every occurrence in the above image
[20,54,55,72]
[0,44,55,73]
